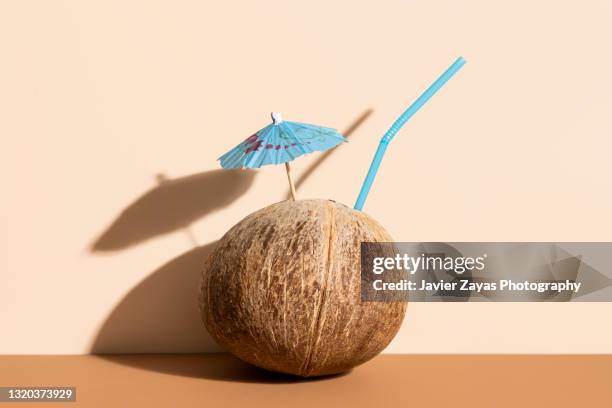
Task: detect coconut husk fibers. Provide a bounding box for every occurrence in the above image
[199,199,406,377]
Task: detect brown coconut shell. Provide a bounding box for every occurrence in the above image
[199,199,406,377]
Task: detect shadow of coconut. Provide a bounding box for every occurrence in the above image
[95,353,351,384]
[91,243,220,354]
[91,242,350,383]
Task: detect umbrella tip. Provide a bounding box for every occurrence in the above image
[271,112,283,124]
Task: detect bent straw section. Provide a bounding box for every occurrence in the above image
[354,57,466,211]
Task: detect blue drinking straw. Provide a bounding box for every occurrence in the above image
[354,56,466,210]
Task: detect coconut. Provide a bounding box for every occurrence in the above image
[199,199,406,377]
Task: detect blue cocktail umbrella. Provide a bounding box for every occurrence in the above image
[219,112,346,200]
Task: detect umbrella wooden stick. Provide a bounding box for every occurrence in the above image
[285,162,297,200]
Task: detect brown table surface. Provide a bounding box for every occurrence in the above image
[1,354,611,407]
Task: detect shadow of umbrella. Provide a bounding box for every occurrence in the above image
[91,169,256,251]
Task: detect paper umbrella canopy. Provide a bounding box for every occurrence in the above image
[218,112,346,199]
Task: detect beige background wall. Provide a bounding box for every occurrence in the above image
[1,0,611,354]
